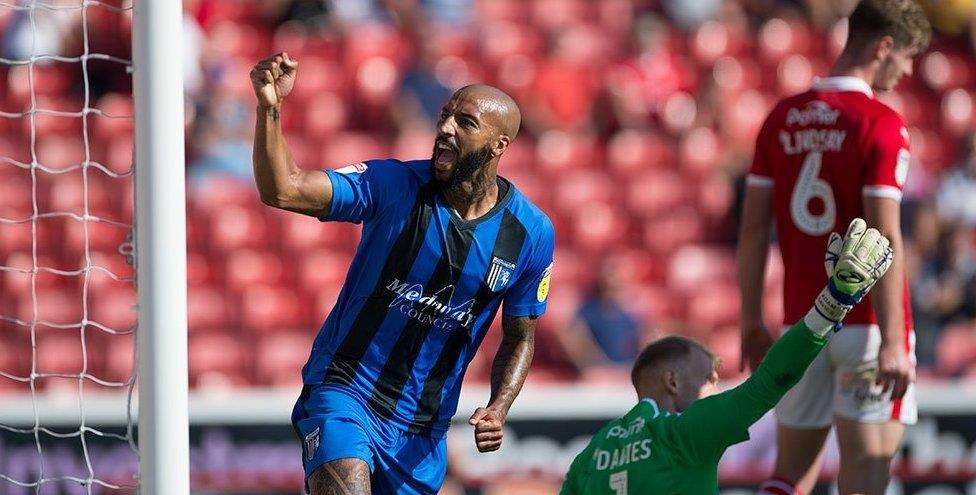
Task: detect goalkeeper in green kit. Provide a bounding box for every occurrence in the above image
[560,219,894,494]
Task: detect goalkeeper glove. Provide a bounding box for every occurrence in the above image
[804,218,894,336]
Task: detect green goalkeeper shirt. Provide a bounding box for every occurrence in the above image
[560,322,828,494]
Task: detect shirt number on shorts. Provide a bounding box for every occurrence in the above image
[790,151,836,236]
[609,471,627,495]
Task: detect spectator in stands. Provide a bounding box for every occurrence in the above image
[936,134,976,227]
[385,0,455,127]
[557,261,642,371]
[913,220,976,365]
[189,93,254,182]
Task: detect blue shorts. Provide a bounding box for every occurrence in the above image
[291,384,448,495]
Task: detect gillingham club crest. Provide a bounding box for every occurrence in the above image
[487,257,516,292]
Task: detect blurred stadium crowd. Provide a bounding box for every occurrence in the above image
[1,0,976,394]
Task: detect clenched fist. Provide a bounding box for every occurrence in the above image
[469,407,506,453]
[250,52,298,108]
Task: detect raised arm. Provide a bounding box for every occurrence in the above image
[737,183,775,371]
[250,52,332,217]
[468,315,536,453]
[673,219,894,464]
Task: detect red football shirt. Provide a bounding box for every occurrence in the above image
[748,76,913,331]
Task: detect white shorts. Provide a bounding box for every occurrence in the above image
[775,324,917,428]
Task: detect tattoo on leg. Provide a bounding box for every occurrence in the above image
[308,459,370,495]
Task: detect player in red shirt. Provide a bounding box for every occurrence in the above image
[737,1,931,493]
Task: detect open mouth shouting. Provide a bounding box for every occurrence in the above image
[433,140,458,177]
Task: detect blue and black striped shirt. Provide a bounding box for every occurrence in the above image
[302,159,555,437]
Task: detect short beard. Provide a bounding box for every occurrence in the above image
[435,144,494,200]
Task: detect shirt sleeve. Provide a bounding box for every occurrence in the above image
[559,444,592,495]
[862,113,910,202]
[667,322,829,464]
[503,217,555,318]
[746,111,777,188]
[320,160,409,224]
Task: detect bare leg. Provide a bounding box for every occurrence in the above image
[835,417,904,495]
[770,425,831,494]
[308,458,371,495]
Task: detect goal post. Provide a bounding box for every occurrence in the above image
[132,0,189,493]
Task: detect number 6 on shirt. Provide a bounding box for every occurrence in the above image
[790,151,836,236]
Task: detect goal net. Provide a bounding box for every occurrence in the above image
[0,1,140,493]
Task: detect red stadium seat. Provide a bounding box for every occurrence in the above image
[0,337,31,379]
[63,218,129,253]
[101,135,134,176]
[187,285,234,332]
[626,170,690,219]
[530,0,587,31]
[189,177,258,213]
[89,286,136,331]
[392,129,436,162]
[921,51,972,92]
[668,246,735,293]
[209,205,272,252]
[0,220,41,255]
[36,333,84,375]
[679,126,723,176]
[343,23,408,69]
[35,135,85,172]
[543,284,580,329]
[241,285,307,331]
[641,208,703,255]
[696,173,735,221]
[298,250,352,293]
[86,249,134,288]
[936,323,976,376]
[21,288,83,326]
[711,56,761,96]
[554,170,614,214]
[941,88,974,136]
[535,130,597,175]
[620,282,671,323]
[188,331,247,385]
[226,248,286,289]
[687,282,739,328]
[0,172,33,219]
[291,57,347,101]
[777,54,815,97]
[570,201,628,252]
[322,133,389,169]
[303,92,348,139]
[758,17,812,64]
[209,21,268,60]
[280,214,361,253]
[661,91,698,135]
[256,332,312,387]
[101,332,135,384]
[691,20,740,64]
[187,251,218,287]
[92,93,134,139]
[44,170,111,215]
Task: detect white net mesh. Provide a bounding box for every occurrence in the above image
[0,1,137,493]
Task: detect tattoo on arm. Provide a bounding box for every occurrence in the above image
[269,106,280,121]
[308,459,370,495]
[489,315,537,414]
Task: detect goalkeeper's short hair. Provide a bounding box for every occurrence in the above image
[631,336,716,389]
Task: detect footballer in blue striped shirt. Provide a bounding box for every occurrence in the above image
[250,53,555,494]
